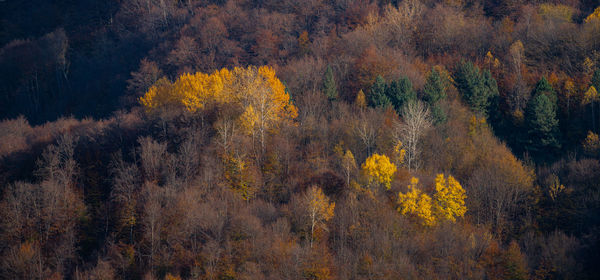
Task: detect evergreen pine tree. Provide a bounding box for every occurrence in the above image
[386,76,416,112]
[322,65,338,101]
[454,60,499,117]
[424,68,447,124]
[369,75,391,108]
[423,68,446,105]
[532,76,557,105]
[533,76,555,95]
[525,93,561,156]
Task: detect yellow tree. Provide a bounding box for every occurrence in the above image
[303,186,335,247]
[432,174,467,222]
[139,77,177,111]
[397,177,435,226]
[233,66,298,155]
[341,149,357,187]
[140,66,298,157]
[361,153,397,190]
[139,68,231,112]
[583,130,600,156]
[355,89,367,109]
[392,140,406,166]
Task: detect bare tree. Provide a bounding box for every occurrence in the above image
[354,110,379,157]
[110,154,141,243]
[396,101,431,171]
[137,136,168,183]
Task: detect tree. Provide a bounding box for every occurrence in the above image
[392,140,406,166]
[423,68,447,105]
[454,61,499,117]
[127,59,163,99]
[355,89,367,109]
[533,76,556,100]
[340,150,357,187]
[386,76,416,112]
[507,40,528,113]
[397,101,432,171]
[398,175,466,227]
[432,174,467,222]
[361,153,397,190]
[111,155,141,243]
[303,186,335,248]
[583,130,600,157]
[583,86,599,132]
[423,68,448,124]
[140,66,298,156]
[368,75,391,108]
[593,69,600,90]
[298,31,310,56]
[503,241,529,280]
[397,177,435,226]
[525,93,561,156]
[322,65,338,101]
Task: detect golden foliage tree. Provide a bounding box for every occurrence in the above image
[392,140,406,166]
[303,186,335,247]
[397,174,467,226]
[340,149,357,187]
[355,89,367,109]
[397,177,435,226]
[432,174,467,222]
[582,85,598,105]
[140,66,297,155]
[583,130,600,156]
[361,153,397,190]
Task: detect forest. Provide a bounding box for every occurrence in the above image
[1,0,600,279]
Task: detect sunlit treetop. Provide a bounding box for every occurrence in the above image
[140,66,297,133]
[361,153,397,190]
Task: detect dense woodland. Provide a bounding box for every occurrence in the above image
[1,0,600,279]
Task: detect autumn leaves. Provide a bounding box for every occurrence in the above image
[140,65,298,136]
[140,66,466,230]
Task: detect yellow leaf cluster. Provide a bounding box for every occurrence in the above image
[547,174,566,201]
[397,177,435,226]
[355,89,367,109]
[582,86,598,105]
[583,130,600,156]
[397,174,467,226]
[393,141,406,166]
[307,186,336,223]
[140,66,298,133]
[305,186,335,247]
[585,7,600,24]
[433,174,467,222]
[239,105,258,132]
[361,153,397,190]
[468,115,487,137]
[563,79,576,97]
[342,150,357,169]
[485,51,500,68]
